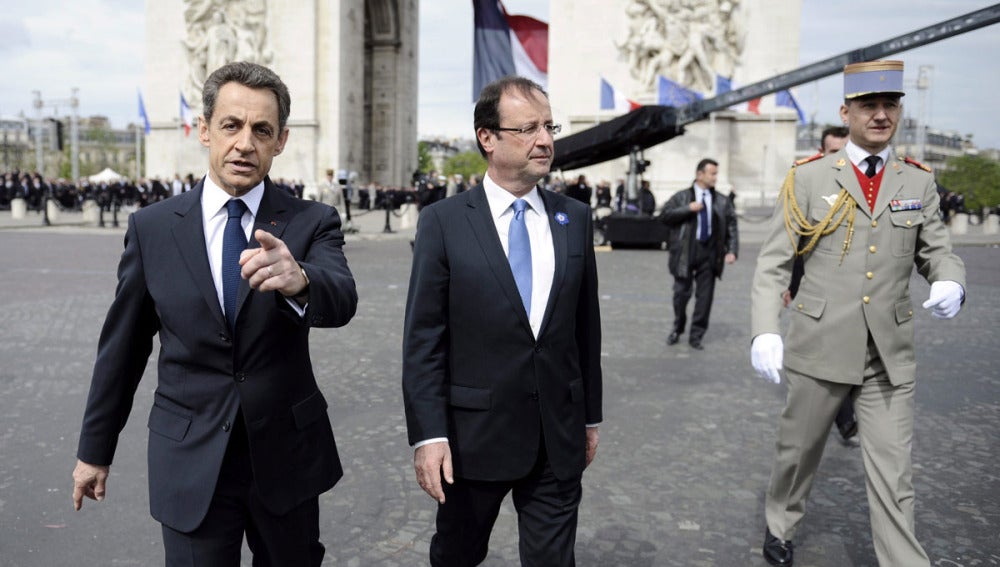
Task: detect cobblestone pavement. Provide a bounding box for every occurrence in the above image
[1,214,997,566]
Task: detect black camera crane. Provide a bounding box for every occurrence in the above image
[552,4,1000,175]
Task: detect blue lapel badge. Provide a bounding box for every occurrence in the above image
[554,212,569,225]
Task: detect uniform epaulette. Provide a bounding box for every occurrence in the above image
[901,156,932,173]
[794,152,824,167]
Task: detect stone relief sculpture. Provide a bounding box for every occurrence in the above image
[182,0,274,110]
[617,0,746,95]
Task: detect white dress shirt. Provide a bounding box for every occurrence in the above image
[844,139,890,176]
[693,182,712,239]
[483,174,555,339]
[200,175,305,318]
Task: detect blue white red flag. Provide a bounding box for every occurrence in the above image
[657,75,703,107]
[600,78,641,113]
[138,90,151,135]
[473,0,548,102]
[716,74,761,114]
[180,92,194,137]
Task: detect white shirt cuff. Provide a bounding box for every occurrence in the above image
[414,437,448,449]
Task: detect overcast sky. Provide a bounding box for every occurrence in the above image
[2,1,998,149]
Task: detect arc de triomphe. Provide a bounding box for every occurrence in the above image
[143,0,418,193]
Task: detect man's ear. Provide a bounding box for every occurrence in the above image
[273,127,290,156]
[198,116,210,148]
[476,127,495,155]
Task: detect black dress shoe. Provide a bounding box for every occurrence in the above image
[837,419,859,442]
[667,332,680,345]
[689,340,704,350]
[763,528,794,566]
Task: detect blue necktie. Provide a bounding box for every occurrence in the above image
[508,199,532,316]
[222,199,248,330]
[698,193,710,242]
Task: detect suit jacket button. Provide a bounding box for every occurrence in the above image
[222,421,231,432]
[235,372,246,383]
[529,391,539,400]
[534,345,543,353]
[219,333,230,343]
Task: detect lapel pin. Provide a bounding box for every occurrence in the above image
[270,220,277,226]
[836,158,846,167]
[554,212,569,225]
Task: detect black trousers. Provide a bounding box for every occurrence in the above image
[161,412,325,567]
[672,240,716,342]
[430,443,583,567]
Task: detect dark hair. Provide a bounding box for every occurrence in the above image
[202,61,291,131]
[473,75,548,156]
[696,158,718,173]
[821,126,849,143]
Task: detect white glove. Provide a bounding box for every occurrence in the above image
[751,333,783,384]
[921,280,964,319]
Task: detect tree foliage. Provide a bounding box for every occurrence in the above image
[442,150,487,181]
[937,154,1000,212]
[417,141,433,174]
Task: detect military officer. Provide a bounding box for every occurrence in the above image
[750,61,966,566]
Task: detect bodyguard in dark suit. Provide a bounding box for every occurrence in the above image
[402,76,602,566]
[658,158,739,349]
[71,62,358,566]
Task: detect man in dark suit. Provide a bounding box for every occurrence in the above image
[71,62,358,566]
[402,76,602,567]
[658,158,739,349]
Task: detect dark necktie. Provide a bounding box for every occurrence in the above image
[698,193,710,242]
[508,199,532,316]
[864,155,880,178]
[222,199,248,330]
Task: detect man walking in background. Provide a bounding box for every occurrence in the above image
[659,158,739,349]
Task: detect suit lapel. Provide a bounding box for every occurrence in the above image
[465,185,534,335]
[170,183,228,329]
[536,190,565,338]
[872,156,904,219]
[833,159,871,219]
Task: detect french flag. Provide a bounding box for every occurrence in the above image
[180,92,194,137]
[600,78,641,113]
[473,0,548,102]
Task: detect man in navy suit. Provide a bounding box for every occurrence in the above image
[71,62,357,566]
[402,76,603,566]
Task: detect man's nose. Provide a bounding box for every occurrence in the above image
[234,127,254,151]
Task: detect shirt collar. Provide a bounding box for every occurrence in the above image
[483,173,545,221]
[201,174,265,219]
[845,140,891,170]
[693,182,711,199]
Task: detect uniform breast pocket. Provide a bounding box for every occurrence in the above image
[889,211,923,256]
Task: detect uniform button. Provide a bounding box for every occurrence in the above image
[235,372,246,383]
[871,220,878,227]
[908,310,913,316]
[869,245,877,253]
[796,304,804,310]
[906,220,912,226]
[222,421,231,432]
[862,296,870,304]
[866,271,874,279]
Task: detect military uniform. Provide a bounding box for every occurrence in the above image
[752,144,966,565]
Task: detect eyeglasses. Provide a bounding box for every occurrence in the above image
[493,123,562,137]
